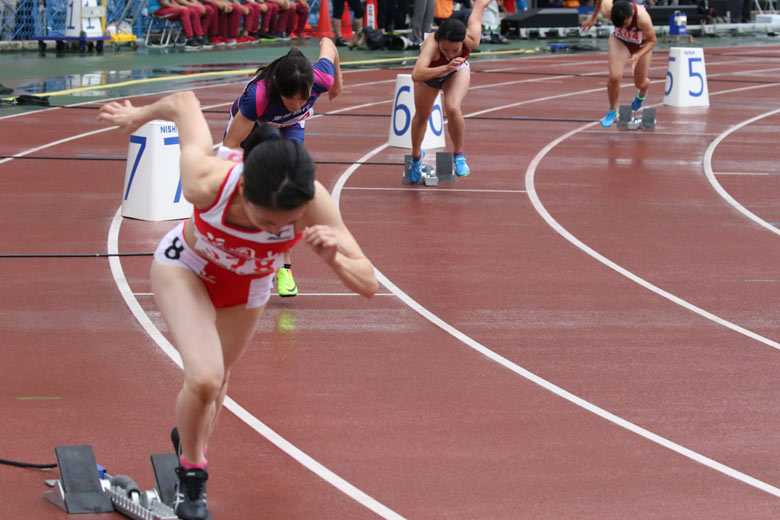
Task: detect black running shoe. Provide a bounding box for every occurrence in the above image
[174,466,210,520]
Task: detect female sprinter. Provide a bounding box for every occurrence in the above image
[222,38,343,297]
[98,91,376,520]
[407,0,491,183]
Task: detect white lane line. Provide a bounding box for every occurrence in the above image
[332,126,780,501]
[133,291,395,296]
[715,171,779,176]
[331,73,780,498]
[703,105,780,238]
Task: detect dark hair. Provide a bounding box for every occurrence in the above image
[611,0,633,27]
[435,18,467,43]
[241,123,316,211]
[254,47,313,103]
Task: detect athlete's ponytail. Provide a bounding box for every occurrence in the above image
[241,123,316,211]
[254,47,313,103]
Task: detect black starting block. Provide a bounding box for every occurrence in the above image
[617,105,656,130]
[44,445,213,520]
[43,445,114,514]
[402,152,455,186]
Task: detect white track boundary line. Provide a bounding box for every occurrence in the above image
[703,106,780,238]
[331,133,780,501]
[329,73,780,499]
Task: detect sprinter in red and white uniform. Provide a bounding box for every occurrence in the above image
[581,0,656,127]
[98,92,377,520]
[407,0,493,183]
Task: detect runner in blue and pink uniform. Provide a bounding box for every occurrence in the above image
[581,0,656,127]
[223,38,343,295]
[97,91,376,520]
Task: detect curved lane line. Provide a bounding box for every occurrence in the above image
[330,80,780,498]
[333,137,780,500]
[703,105,780,237]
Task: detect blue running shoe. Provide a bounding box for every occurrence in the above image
[631,94,645,111]
[600,110,617,127]
[408,150,425,184]
[453,154,470,177]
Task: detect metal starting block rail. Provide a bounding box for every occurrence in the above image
[617,105,656,130]
[43,445,186,520]
[402,152,455,186]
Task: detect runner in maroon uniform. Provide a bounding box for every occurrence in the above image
[581,0,657,127]
[407,0,492,182]
[98,92,377,520]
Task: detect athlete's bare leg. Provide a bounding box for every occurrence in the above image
[441,67,471,155]
[411,81,440,158]
[607,35,631,111]
[631,49,652,98]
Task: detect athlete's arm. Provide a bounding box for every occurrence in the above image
[411,36,452,82]
[318,38,343,100]
[97,92,230,209]
[464,0,491,50]
[633,7,656,59]
[581,0,603,32]
[299,182,378,298]
[223,111,256,149]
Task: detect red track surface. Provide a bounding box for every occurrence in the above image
[3,45,780,519]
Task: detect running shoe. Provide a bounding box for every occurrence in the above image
[408,150,425,184]
[184,38,201,51]
[600,109,617,127]
[453,154,470,177]
[173,467,209,520]
[276,267,298,297]
[631,93,645,111]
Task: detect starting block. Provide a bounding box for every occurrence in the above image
[44,445,212,520]
[402,152,455,186]
[617,105,656,130]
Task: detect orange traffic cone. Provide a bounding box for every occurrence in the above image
[313,0,334,37]
[341,3,353,38]
[364,0,377,29]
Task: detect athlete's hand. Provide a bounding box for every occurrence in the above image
[580,16,596,33]
[303,225,339,264]
[97,100,142,133]
[446,56,465,72]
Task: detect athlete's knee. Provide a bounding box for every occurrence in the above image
[607,72,622,86]
[184,368,225,403]
[443,103,462,120]
[412,110,431,126]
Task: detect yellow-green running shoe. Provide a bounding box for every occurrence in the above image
[276,267,298,297]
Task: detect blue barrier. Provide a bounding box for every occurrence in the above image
[1,0,142,40]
